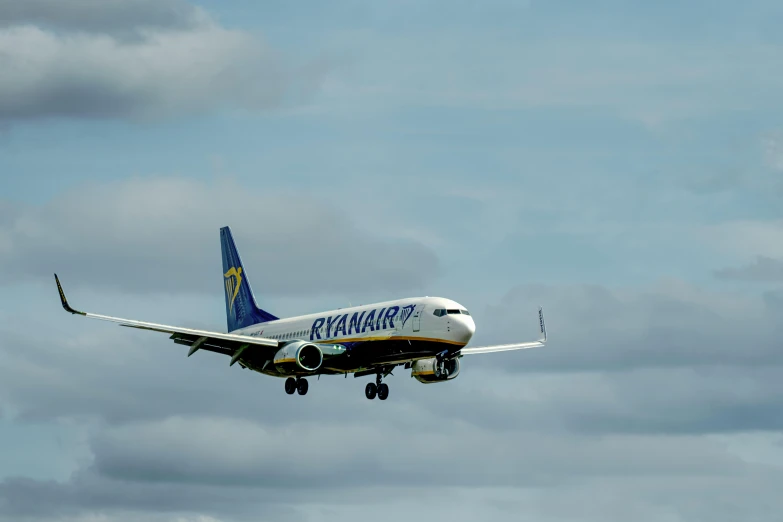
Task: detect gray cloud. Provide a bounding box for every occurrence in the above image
[0,0,204,36]
[3,279,783,521]
[0,1,326,121]
[469,282,783,373]
[763,132,783,172]
[0,402,756,518]
[764,289,783,312]
[0,415,779,522]
[715,256,783,282]
[3,281,783,439]
[683,134,783,198]
[0,177,438,297]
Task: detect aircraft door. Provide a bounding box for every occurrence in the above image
[413,306,422,332]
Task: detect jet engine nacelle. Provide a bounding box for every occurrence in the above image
[411,357,460,383]
[274,341,323,373]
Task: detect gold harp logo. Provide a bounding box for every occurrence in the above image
[224,267,243,314]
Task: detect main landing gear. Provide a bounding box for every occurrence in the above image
[365,372,389,401]
[285,377,308,396]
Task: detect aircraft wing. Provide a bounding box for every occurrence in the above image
[460,307,547,356]
[54,274,279,364]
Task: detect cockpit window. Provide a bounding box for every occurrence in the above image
[435,308,470,316]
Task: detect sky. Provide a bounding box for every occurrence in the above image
[1,0,782,521]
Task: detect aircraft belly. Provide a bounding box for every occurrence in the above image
[247,338,463,378]
[322,338,462,372]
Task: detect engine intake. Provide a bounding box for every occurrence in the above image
[274,341,324,373]
[411,357,460,383]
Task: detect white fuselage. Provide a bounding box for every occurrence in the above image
[233,296,475,349]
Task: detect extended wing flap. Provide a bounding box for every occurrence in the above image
[54,274,279,358]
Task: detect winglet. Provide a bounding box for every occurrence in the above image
[54,274,86,316]
[538,307,547,342]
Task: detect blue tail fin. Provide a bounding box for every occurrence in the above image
[220,226,278,332]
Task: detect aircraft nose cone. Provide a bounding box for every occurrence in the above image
[456,316,475,343]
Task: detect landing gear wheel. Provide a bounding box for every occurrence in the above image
[284,377,296,395]
[297,378,309,395]
[377,383,389,401]
[365,382,377,400]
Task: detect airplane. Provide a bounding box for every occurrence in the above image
[54,226,547,401]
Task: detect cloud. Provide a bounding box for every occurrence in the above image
[764,289,783,312]
[0,0,204,36]
[716,256,783,282]
[1,413,781,522]
[702,220,783,260]
[469,281,782,373]
[685,133,783,197]
[0,177,439,297]
[0,413,755,518]
[763,132,783,172]
[0,1,326,121]
[2,280,783,436]
[2,279,783,521]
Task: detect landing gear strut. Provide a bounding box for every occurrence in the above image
[366,370,389,401]
[285,377,309,396]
